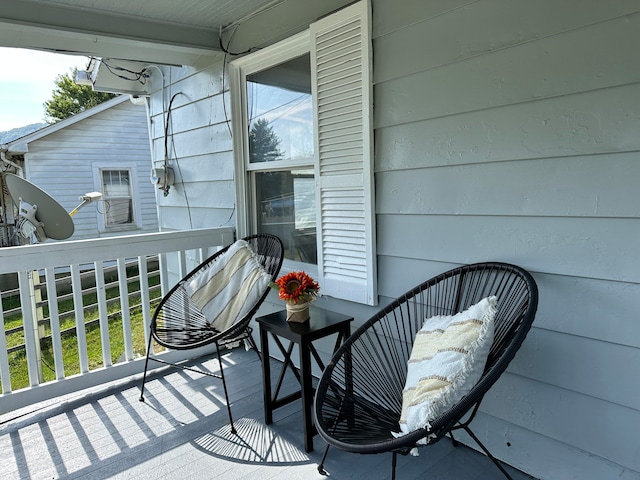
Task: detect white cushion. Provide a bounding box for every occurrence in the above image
[184,239,271,333]
[397,296,497,445]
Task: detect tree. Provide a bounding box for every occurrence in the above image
[249,118,284,163]
[44,68,116,123]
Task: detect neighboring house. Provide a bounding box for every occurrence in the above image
[1,1,639,479]
[2,96,158,241]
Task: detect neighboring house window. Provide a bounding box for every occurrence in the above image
[102,169,134,227]
[231,0,377,305]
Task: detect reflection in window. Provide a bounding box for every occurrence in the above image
[256,169,317,264]
[102,169,133,226]
[247,54,314,164]
[247,53,316,264]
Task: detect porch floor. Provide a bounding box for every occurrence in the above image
[0,348,535,479]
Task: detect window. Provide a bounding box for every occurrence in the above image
[102,169,134,227]
[231,0,377,305]
[247,53,317,264]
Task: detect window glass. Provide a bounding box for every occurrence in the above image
[247,54,313,164]
[255,169,317,263]
[102,170,133,226]
[246,53,316,263]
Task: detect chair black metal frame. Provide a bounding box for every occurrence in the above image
[139,233,284,433]
[314,262,538,479]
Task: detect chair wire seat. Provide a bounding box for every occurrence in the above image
[139,234,284,433]
[314,262,538,479]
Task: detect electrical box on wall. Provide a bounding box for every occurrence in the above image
[76,58,151,95]
[151,166,174,195]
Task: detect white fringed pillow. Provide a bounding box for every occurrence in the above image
[397,296,497,445]
[184,239,271,333]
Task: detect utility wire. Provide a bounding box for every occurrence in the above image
[166,92,194,229]
[101,60,148,84]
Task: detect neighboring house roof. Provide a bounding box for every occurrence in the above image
[5,95,132,154]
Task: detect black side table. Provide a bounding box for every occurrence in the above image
[257,306,353,452]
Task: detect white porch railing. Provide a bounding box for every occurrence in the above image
[0,227,235,415]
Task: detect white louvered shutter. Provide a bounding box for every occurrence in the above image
[310,0,377,306]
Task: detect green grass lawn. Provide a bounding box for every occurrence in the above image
[2,267,161,391]
[8,306,153,386]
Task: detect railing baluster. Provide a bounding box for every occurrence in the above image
[178,250,188,279]
[118,258,133,362]
[71,264,89,374]
[18,271,42,386]
[44,268,65,380]
[138,255,152,355]
[0,296,12,393]
[159,252,169,299]
[95,261,111,367]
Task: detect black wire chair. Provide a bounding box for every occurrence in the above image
[139,234,284,433]
[314,262,538,479]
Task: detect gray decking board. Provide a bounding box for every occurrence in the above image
[0,349,535,479]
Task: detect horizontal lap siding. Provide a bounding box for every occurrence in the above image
[374,0,640,85]
[378,215,640,282]
[377,153,640,218]
[374,11,640,128]
[484,373,640,477]
[467,409,640,480]
[375,84,640,170]
[372,0,640,478]
[148,64,235,232]
[511,329,640,412]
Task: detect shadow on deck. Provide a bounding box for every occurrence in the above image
[0,348,535,479]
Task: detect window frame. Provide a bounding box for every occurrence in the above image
[92,164,141,232]
[230,31,317,276]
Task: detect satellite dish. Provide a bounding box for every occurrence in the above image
[4,173,74,243]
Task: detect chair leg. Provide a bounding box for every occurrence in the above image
[464,426,513,480]
[245,333,262,362]
[318,444,331,474]
[391,451,397,480]
[139,328,154,402]
[215,342,237,434]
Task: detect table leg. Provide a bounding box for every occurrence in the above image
[300,338,314,452]
[260,326,273,425]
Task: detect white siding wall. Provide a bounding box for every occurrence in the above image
[372,1,640,479]
[24,98,158,239]
[148,66,235,232]
[150,1,640,478]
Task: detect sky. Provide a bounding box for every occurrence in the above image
[0,47,91,131]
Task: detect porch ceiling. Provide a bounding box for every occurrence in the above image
[0,0,282,65]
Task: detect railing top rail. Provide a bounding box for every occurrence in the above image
[0,227,235,274]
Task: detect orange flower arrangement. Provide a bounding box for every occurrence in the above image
[270,271,320,304]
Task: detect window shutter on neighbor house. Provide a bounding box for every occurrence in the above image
[310,0,377,306]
